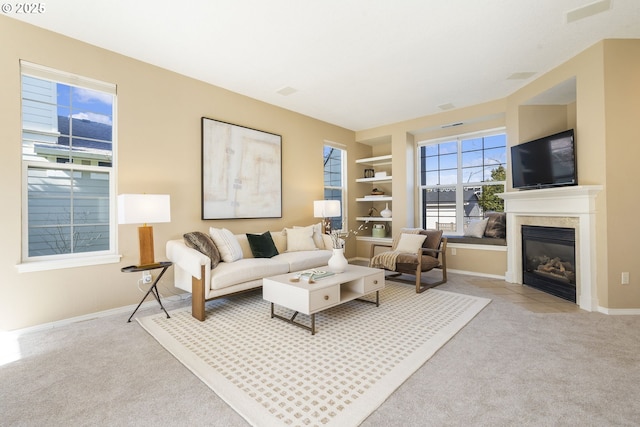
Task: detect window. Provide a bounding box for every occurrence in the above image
[323,145,346,230]
[418,130,506,233]
[20,61,117,269]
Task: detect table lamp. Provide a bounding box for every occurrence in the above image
[314,200,341,234]
[118,194,171,266]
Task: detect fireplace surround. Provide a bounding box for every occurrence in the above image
[499,185,602,311]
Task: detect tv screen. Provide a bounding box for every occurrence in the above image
[511,129,577,190]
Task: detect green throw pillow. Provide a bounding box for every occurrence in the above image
[246,231,279,258]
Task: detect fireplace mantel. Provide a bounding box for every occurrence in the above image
[499,185,603,311]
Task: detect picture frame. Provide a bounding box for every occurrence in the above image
[201,117,282,219]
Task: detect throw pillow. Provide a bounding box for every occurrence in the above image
[246,231,279,258]
[395,233,428,254]
[284,227,317,252]
[183,231,221,269]
[484,212,506,238]
[464,218,489,238]
[294,223,325,249]
[209,227,243,262]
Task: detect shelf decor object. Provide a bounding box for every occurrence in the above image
[118,194,171,266]
[381,203,392,218]
[314,200,341,234]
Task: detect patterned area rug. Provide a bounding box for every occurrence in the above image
[137,281,490,427]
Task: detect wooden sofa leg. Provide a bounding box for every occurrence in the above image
[192,265,206,321]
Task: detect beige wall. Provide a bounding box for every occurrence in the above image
[356,39,640,310]
[0,16,355,330]
[602,39,640,308]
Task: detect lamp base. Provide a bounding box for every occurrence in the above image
[138,225,156,266]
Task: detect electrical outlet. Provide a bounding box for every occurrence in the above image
[451,248,457,256]
[142,271,153,284]
[621,272,629,285]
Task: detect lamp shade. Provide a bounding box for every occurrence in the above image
[314,200,341,218]
[118,194,171,225]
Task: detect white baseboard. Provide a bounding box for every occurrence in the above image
[7,292,190,336]
[597,307,640,315]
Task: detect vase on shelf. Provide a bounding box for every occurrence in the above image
[380,203,392,218]
[328,248,348,273]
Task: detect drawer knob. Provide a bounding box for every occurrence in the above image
[373,280,378,284]
[324,295,329,300]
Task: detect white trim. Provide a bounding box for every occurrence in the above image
[447,268,505,280]
[20,60,116,94]
[447,242,507,252]
[16,254,122,273]
[4,293,189,334]
[597,307,640,315]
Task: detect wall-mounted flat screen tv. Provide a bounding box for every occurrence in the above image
[511,129,577,190]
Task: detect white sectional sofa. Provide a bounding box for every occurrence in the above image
[166,225,333,321]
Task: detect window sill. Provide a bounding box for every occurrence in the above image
[16,254,122,273]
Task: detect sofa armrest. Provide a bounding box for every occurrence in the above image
[166,239,210,280]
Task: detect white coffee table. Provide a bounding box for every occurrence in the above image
[262,264,385,335]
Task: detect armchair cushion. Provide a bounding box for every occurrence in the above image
[419,229,444,254]
[396,253,441,272]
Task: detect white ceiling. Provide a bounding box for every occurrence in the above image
[9,0,640,131]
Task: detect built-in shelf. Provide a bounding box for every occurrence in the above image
[356,236,393,244]
[356,196,392,202]
[356,217,392,222]
[355,154,392,166]
[355,176,392,183]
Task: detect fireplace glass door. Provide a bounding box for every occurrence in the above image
[521,225,576,302]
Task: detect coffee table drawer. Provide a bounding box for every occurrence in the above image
[309,287,340,312]
[364,272,384,293]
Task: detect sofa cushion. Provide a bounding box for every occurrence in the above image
[484,212,506,238]
[183,231,221,269]
[209,227,243,262]
[284,227,317,252]
[274,250,332,272]
[210,258,289,290]
[246,231,279,258]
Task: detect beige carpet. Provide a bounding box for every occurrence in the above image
[137,281,490,427]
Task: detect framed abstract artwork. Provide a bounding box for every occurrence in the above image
[201,117,282,219]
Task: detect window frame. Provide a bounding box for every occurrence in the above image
[417,128,507,235]
[18,61,119,272]
[323,143,347,232]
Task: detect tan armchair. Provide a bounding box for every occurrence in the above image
[369,229,447,293]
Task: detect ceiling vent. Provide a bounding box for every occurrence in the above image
[276,86,298,96]
[566,0,612,23]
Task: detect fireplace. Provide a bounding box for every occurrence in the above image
[499,185,602,311]
[522,225,576,302]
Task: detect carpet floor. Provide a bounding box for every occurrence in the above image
[137,282,490,427]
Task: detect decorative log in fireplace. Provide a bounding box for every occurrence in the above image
[522,225,576,302]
